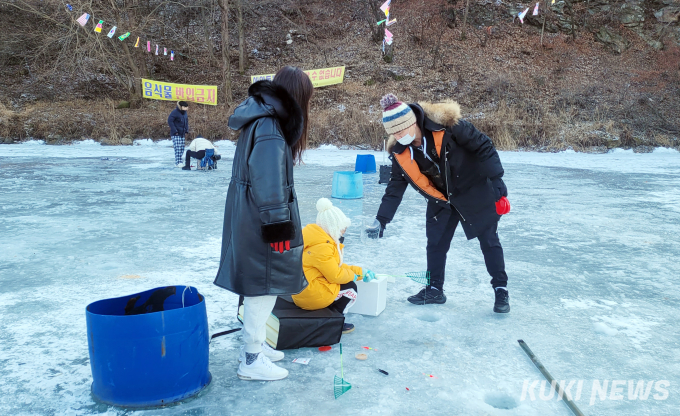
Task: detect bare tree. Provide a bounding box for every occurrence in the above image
[218,0,232,103]
[461,0,471,40]
[237,0,247,74]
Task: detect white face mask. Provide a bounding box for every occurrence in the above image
[397,129,416,145]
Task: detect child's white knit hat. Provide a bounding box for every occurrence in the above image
[316,198,351,242]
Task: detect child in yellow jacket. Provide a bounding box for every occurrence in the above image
[292,198,375,333]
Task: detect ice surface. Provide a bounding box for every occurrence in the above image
[0,142,678,415]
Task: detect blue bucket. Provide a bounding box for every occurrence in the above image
[86,285,211,407]
[355,154,376,173]
[332,171,363,199]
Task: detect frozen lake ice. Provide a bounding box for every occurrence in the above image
[0,141,678,415]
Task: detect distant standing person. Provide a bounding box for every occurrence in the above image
[168,101,189,167]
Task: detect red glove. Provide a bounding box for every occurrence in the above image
[270,241,291,253]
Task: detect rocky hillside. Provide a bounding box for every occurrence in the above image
[0,0,678,151]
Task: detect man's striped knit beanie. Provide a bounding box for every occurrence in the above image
[380,93,416,135]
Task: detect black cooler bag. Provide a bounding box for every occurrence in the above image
[237,296,344,350]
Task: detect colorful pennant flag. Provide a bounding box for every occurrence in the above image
[66,4,73,11]
[134,37,140,47]
[386,38,393,45]
[107,26,117,38]
[380,0,391,13]
[170,51,175,61]
[94,20,103,33]
[376,19,386,25]
[76,13,90,26]
[147,41,151,52]
[533,2,539,15]
[386,18,397,26]
[155,44,159,55]
[118,32,130,41]
[384,7,390,17]
[385,28,393,39]
[518,7,529,23]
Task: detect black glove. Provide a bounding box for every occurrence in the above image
[491,177,507,201]
[366,218,386,239]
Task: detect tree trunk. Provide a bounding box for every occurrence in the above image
[461,0,471,40]
[218,0,232,104]
[383,41,394,63]
[540,0,547,46]
[201,0,216,66]
[362,0,383,43]
[237,0,246,74]
[121,40,141,97]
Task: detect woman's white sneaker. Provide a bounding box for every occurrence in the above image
[237,353,288,381]
[239,343,284,362]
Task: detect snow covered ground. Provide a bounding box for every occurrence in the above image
[0,141,678,416]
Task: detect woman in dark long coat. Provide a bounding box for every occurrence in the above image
[214,67,313,381]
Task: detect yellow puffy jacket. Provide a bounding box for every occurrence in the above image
[292,224,363,311]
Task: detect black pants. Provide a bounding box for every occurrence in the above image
[329,282,358,314]
[185,150,206,167]
[426,205,508,290]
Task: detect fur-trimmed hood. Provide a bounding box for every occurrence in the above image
[386,100,462,152]
[228,80,304,147]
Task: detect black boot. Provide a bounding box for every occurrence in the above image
[493,288,510,313]
[407,286,447,305]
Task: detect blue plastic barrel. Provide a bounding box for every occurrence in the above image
[355,154,376,173]
[86,285,211,407]
[332,171,363,199]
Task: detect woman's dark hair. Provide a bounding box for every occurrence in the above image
[273,66,313,164]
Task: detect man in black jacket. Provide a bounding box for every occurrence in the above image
[168,101,189,167]
[365,94,510,313]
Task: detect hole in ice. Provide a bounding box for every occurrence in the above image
[484,392,519,409]
[416,312,441,322]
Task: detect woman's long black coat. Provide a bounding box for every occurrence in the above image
[214,81,307,296]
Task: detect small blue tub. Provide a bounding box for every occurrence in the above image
[86,285,211,407]
[332,171,363,199]
[355,154,376,173]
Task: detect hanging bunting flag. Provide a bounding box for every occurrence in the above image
[171,51,175,61]
[155,44,159,55]
[107,26,117,38]
[164,47,167,55]
[147,41,151,52]
[386,18,397,26]
[386,38,393,45]
[76,13,90,26]
[533,2,539,15]
[384,7,390,17]
[94,20,103,33]
[385,28,393,39]
[380,0,391,13]
[376,19,386,25]
[134,37,140,47]
[118,32,130,41]
[66,4,73,11]
[518,7,529,24]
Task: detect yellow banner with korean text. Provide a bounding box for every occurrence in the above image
[250,66,345,88]
[141,79,218,105]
